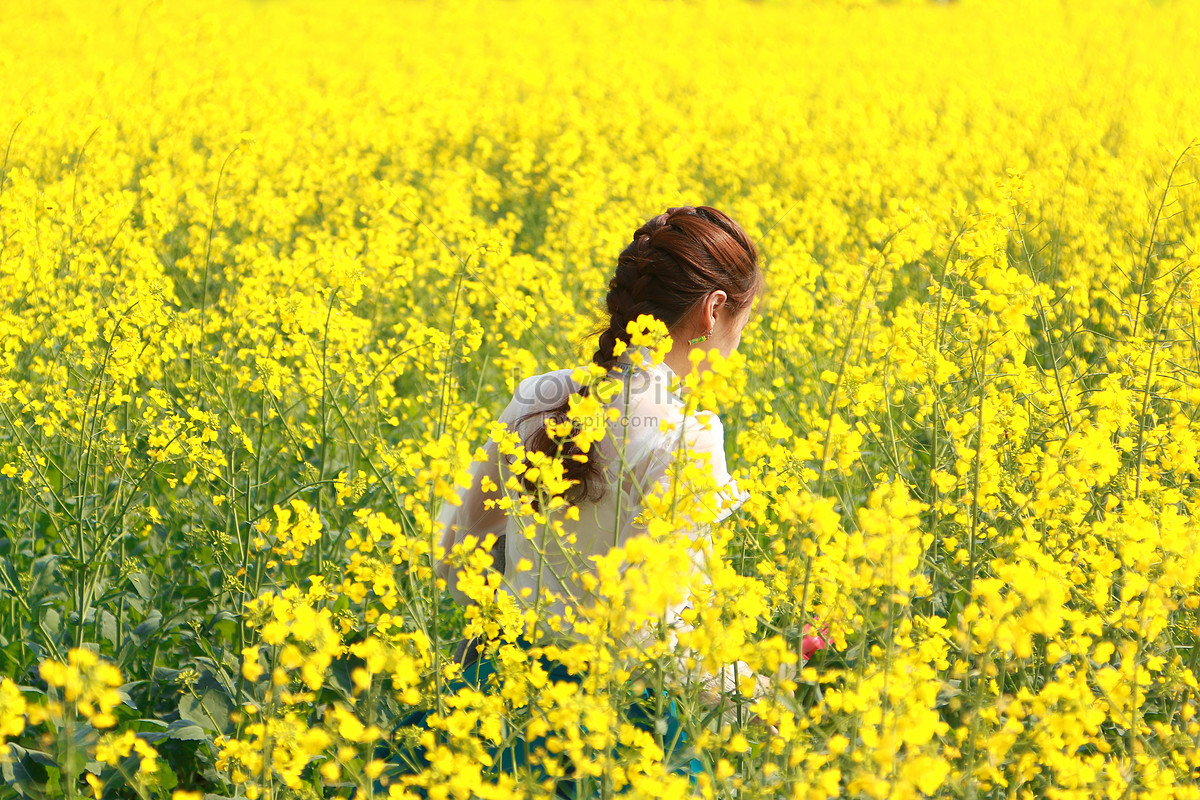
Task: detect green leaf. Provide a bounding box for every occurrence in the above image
[177,672,235,735]
[209,610,238,644]
[133,609,163,643]
[155,761,179,793]
[100,609,119,645]
[165,719,211,741]
[116,681,140,711]
[41,607,61,637]
[3,743,53,799]
[128,570,152,601]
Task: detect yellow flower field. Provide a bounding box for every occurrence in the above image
[2,0,1200,797]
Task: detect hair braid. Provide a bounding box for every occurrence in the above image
[593,212,676,368]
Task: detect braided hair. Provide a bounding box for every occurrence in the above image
[519,205,761,506]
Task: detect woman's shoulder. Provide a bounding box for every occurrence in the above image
[511,368,577,406]
[498,367,580,432]
[504,363,727,450]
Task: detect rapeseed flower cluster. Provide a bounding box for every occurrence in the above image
[0,679,28,757]
[39,649,124,730]
[2,0,1200,797]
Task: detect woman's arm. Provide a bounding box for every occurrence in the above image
[435,387,531,603]
[633,411,788,713]
[434,435,507,600]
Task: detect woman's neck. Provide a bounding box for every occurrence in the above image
[663,340,695,383]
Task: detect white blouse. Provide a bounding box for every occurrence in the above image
[435,348,772,702]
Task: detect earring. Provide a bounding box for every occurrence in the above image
[688,331,711,345]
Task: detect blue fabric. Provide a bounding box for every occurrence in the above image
[374,643,703,798]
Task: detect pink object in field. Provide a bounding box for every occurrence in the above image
[802,624,830,661]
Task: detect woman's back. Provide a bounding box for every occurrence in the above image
[469,349,746,629]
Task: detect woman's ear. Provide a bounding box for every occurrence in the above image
[705,290,728,330]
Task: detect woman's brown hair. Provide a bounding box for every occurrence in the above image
[519,205,761,506]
